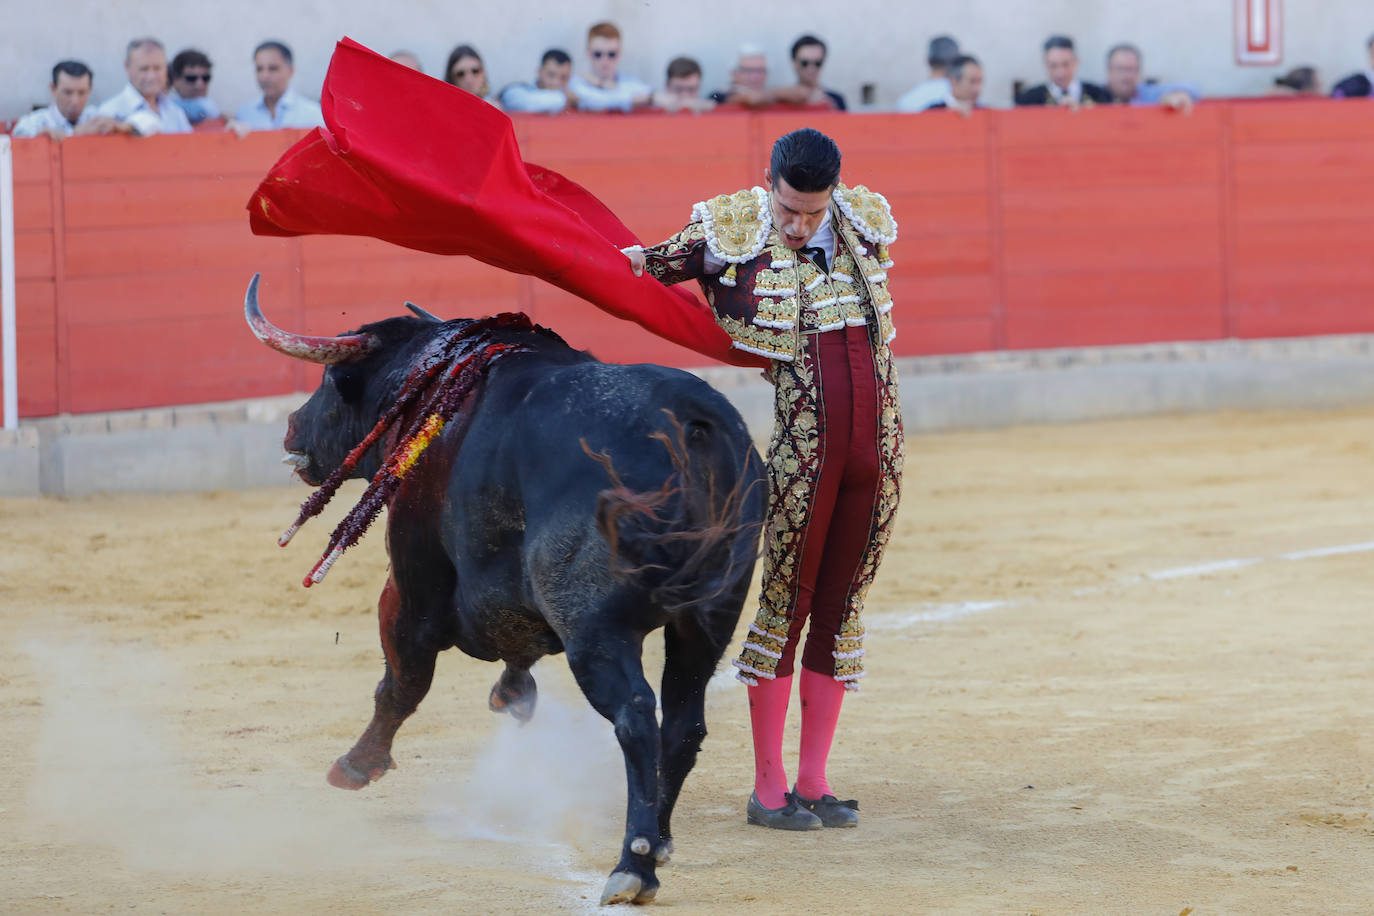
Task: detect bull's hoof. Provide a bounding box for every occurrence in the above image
[326,753,394,790]
[488,669,536,723]
[599,871,657,906]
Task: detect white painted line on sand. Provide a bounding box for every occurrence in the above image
[1145,557,1262,580]
[1279,541,1374,561]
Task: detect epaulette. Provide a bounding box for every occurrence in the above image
[691,187,770,287]
[833,183,898,268]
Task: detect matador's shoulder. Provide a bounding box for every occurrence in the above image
[832,183,898,247]
[691,187,771,264]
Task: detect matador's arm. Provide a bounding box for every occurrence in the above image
[638,221,711,285]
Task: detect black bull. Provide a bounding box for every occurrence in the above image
[245,278,765,905]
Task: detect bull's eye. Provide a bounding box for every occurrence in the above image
[328,366,366,403]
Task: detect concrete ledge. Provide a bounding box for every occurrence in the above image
[3,336,1372,497]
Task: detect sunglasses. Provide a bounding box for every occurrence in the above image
[591,50,618,59]
[797,59,824,68]
[180,73,211,83]
[451,66,482,78]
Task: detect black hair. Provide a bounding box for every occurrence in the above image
[928,35,959,68]
[445,44,483,83]
[948,55,981,82]
[769,127,841,193]
[791,34,826,60]
[170,49,211,78]
[666,56,701,80]
[1106,42,1141,65]
[1044,35,1076,54]
[52,60,92,85]
[254,40,293,65]
[541,48,570,67]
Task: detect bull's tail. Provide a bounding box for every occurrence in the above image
[585,409,763,640]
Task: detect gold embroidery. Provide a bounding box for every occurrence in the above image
[693,187,770,262]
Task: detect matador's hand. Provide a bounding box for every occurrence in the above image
[621,246,645,277]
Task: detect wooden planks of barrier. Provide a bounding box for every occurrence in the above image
[4,100,1374,418]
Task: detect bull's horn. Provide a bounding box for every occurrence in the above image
[405,301,444,322]
[244,273,378,365]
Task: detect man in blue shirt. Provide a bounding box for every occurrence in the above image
[232,40,324,133]
[1105,43,1199,112]
[500,48,577,114]
[568,22,652,113]
[96,38,193,135]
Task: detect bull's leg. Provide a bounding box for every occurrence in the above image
[655,616,730,857]
[327,574,441,790]
[565,631,663,906]
[488,663,537,722]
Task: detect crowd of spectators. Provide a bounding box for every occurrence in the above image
[11,23,1374,140]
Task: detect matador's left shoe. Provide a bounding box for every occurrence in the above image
[791,786,859,828]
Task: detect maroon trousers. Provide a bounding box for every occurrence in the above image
[775,324,883,678]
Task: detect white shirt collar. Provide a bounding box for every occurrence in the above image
[1048,79,1082,103]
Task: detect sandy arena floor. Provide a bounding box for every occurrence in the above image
[2,407,1372,914]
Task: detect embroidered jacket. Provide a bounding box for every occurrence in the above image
[641,184,898,361]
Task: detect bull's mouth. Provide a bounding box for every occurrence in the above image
[282,451,320,485]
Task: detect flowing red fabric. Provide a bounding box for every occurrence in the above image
[248,37,765,369]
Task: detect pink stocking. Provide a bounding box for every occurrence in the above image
[747,675,793,808]
[796,666,845,799]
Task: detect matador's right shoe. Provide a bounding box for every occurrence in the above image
[746,791,824,830]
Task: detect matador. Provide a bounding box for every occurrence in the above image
[627,128,904,830]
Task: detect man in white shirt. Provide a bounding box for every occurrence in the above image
[500,48,578,114]
[12,60,122,140]
[96,38,193,135]
[568,22,652,113]
[896,35,959,112]
[231,41,325,133]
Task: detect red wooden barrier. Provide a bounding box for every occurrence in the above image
[4,100,1374,418]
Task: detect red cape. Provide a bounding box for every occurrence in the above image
[248,37,765,369]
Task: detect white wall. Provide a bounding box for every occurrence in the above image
[5,1,1373,119]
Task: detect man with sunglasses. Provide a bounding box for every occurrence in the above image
[169,49,222,127]
[789,35,846,110]
[568,21,652,112]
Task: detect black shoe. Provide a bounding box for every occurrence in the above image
[791,786,859,828]
[746,791,823,830]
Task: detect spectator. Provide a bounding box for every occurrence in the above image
[168,49,223,128]
[96,37,192,135]
[12,60,121,139]
[1269,67,1322,97]
[568,22,652,112]
[787,35,845,110]
[926,54,984,115]
[1331,34,1374,98]
[653,56,715,113]
[389,51,423,73]
[1104,44,1197,112]
[1015,35,1111,107]
[896,35,959,112]
[709,44,771,107]
[445,44,494,103]
[500,48,576,114]
[231,41,324,133]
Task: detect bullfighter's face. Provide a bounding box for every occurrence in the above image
[765,171,834,250]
